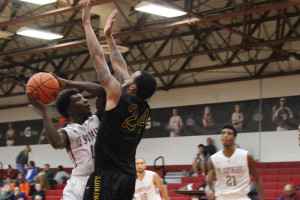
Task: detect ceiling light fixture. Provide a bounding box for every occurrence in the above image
[135,1,186,18]
[18,0,57,5]
[17,27,63,40]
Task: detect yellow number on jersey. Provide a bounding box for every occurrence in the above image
[122,105,149,131]
[122,105,138,131]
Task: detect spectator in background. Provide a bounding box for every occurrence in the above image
[202,106,215,133]
[31,184,45,200]
[278,184,300,200]
[0,185,14,200]
[1,178,13,196]
[273,97,294,131]
[11,173,30,196]
[12,187,26,200]
[16,146,31,174]
[188,144,210,177]
[42,164,54,185]
[36,175,51,191]
[205,137,216,156]
[6,123,15,147]
[31,168,42,185]
[232,104,244,132]
[4,165,18,180]
[25,161,35,184]
[33,196,42,200]
[54,165,70,184]
[168,108,183,137]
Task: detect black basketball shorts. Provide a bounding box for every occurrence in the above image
[83,169,136,200]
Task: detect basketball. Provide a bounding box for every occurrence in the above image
[26,72,60,103]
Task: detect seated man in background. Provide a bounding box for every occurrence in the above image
[31,184,45,200]
[188,144,210,176]
[134,158,168,200]
[25,161,35,184]
[53,165,70,184]
[42,164,54,185]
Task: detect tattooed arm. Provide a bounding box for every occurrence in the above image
[104,9,130,84]
[82,0,121,111]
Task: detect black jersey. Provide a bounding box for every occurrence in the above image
[95,92,150,175]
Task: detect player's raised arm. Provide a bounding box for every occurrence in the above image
[104,9,130,84]
[248,153,265,200]
[27,92,67,149]
[82,0,120,110]
[51,73,106,119]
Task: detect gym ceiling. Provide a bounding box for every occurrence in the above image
[0,0,300,109]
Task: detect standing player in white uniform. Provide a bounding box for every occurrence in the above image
[27,74,106,200]
[134,158,168,200]
[205,125,264,200]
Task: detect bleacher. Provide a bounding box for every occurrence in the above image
[156,162,300,200]
[21,162,300,200]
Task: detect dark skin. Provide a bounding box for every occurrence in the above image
[206,128,265,200]
[27,74,106,149]
[83,1,143,112]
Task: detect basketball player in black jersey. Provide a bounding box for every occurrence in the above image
[82,1,157,200]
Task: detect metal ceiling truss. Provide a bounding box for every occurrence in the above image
[0,0,300,109]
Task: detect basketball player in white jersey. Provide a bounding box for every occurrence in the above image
[205,125,264,200]
[134,158,168,200]
[27,74,106,200]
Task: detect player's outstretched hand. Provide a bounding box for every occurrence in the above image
[82,0,93,25]
[205,187,216,200]
[50,73,67,91]
[104,9,117,37]
[27,91,46,111]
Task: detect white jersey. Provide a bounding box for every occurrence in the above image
[134,170,162,200]
[211,148,250,200]
[63,114,99,177]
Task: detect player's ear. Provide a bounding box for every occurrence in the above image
[130,84,137,92]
